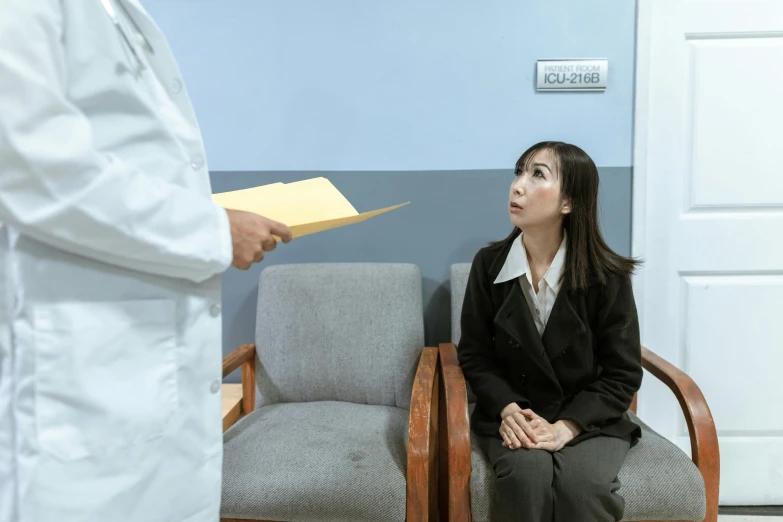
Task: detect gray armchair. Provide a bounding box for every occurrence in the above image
[220,263,438,522]
[440,263,719,522]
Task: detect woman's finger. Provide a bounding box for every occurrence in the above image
[500,426,512,447]
[531,420,554,438]
[501,420,523,449]
[532,440,556,452]
[507,418,533,448]
[501,425,522,449]
[512,413,539,444]
[507,425,526,449]
[520,409,541,420]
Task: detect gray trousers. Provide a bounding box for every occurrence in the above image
[476,434,631,522]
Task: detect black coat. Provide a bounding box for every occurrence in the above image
[457,242,643,444]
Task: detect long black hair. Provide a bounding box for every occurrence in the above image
[490,141,640,292]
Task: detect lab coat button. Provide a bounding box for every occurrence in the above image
[210,304,221,317]
[191,156,205,170]
[210,380,220,394]
[170,78,183,94]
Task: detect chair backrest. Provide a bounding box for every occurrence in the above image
[450,263,472,345]
[450,263,477,403]
[254,263,424,410]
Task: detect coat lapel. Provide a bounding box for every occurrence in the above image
[541,290,586,360]
[488,238,587,364]
[493,281,560,387]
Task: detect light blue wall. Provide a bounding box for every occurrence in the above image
[146,0,636,171]
[143,0,637,371]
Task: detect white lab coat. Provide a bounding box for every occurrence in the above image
[0,1,233,521]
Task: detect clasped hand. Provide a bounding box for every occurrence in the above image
[499,403,581,452]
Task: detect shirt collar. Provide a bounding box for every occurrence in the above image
[493,230,568,292]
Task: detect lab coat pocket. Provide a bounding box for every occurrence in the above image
[33,299,178,462]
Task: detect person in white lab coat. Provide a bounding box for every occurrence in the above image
[0,1,293,521]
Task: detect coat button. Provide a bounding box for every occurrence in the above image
[170,78,183,94]
[210,303,221,317]
[210,380,220,394]
[191,155,205,170]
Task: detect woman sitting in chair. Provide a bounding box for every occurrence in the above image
[457,141,643,522]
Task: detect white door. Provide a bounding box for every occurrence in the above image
[633,0,783,505]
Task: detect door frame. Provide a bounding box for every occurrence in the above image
[630,0,684,441]
[631,0,653,334]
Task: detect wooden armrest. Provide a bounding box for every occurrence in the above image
[221,344,257,430]
[438,343,472,522]
[222,343,256,378]
[641,346,720,522]
[406,346,439,522]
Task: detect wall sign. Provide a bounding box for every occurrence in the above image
[536,59,608,92]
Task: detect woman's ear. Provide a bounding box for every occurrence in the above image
[561,197,572,215]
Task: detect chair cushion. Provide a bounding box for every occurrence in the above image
[222,401,409,522]
[255,263,424,409]
[618,413,706,521]
[469,411,706,522]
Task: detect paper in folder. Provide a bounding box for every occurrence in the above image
[212,177,409,239]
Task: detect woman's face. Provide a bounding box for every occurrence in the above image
[508,149,570,230]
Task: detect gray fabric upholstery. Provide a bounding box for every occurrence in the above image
[222,263,424,521]
[254,263,424,409]
[468,424,496,522]
[450,263,477,403]
[618,413,706,520]
[468,407,706,522]
[222,401,409,522]
[451,263,706,522]
[450,263,471,346]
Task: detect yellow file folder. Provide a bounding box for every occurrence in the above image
[212,177,409,239]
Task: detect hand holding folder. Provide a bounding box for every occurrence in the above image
[212,177,409,240]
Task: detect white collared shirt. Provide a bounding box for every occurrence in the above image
[494,231,568,336]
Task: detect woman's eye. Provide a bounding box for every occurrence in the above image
[533,169,544,178]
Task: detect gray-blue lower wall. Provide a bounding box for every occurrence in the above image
[212,168,631,381]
